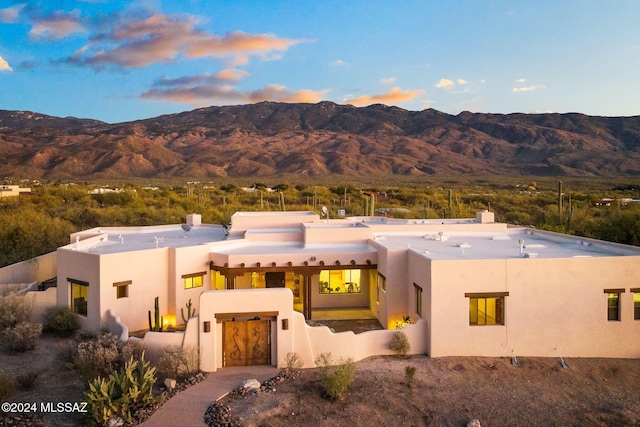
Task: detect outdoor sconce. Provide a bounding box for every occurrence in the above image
[203,321,211,333]
[310,256,316,261]
[282,319,289,330]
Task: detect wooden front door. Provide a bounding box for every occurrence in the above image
[223,319,271,367]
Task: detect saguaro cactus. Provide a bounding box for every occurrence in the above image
[148,296,163,332]
[181,298,196,323]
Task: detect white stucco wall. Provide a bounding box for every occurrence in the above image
[427,256,640,358]
[0,252,57,284]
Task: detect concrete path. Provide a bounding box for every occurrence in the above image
[140,366,280,427]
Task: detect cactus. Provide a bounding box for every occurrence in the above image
[181,298,196,323]
[148,296,163,332]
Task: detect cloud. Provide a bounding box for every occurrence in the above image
[515,78,526,83]
[457,78,468,84]
[329,59,346,66]
[66,13,311,69]
[0,4,25,23]
[435,78,454,90]
[512,85,545,93]
[380,77,396,84]
[29,10,85,40]
[140,73,328,105]
[344,87,424,107]
[0,55,13,72]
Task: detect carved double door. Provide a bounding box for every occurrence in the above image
[223,319,271,367]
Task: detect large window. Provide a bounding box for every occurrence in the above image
[319,269,361,294]
[605,289,624,321]
[183,272,206,289]
[69,279,89,316]
[211,271,226,290]
[633,288,640,320]
[466,292,508,326]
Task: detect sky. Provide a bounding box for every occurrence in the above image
[0,0,639,124]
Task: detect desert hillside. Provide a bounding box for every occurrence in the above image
[1,102,639,179]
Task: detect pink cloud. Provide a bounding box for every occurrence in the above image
[67,13,310,68]
[29,10,85,40]
[344,87,424,107]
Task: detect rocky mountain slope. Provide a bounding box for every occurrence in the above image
[1,102,639,179]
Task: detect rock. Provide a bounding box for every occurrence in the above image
[107,417,124,427]
[467,419,482,427]
[164,378,177,389]
[242,378,261,390]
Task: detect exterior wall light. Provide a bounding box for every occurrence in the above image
[282,319,289,330]
[203,321,211,333]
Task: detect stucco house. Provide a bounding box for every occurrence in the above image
[51,210,640,371]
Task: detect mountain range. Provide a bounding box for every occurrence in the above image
[1,101,640,180]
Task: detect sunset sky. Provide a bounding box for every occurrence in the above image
[1,0,639,123]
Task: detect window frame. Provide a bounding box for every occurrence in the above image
[183,271,206,290]
[465,292,508,326]
[69,278,89,317]
[632,288,640,321]
[604,288,625,321]
[113,280,131,299]
[414,283,423,317]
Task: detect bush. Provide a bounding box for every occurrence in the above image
[0,293,33,331]
[71,332,144,382]
[388,331,411,357]
[314,353,355,400]
[1,321,42,353]
[157,345,199,381]
[84,353,160,425]
[43,306,78,337]
[0,374,14,402]
[404,366,416,388]
[281,352,304,379]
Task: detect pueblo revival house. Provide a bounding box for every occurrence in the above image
[44,210,640,371]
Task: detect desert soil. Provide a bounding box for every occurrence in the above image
[2,335,640,426]
[221,355,640,427]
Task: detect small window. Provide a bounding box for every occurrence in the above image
[114,280,131,299]
[605,289,624,321]
[414,283,423,317]
[69,279,89,317]
[466,292,508,326]
[183,272,206,289]
[633,288,640,320]
[378,273,386,292]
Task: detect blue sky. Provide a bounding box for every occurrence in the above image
[0,0,639,123]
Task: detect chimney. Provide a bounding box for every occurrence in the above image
[476,210,494,224]
[186,213,201,226]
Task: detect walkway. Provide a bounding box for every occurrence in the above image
[139,365,280,427]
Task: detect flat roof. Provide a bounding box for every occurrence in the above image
[374,228,640,260]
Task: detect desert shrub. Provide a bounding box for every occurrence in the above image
[16,371,39,390]
[281,352,304,379]
[84,353,160,425]
[0,374,14,402]
[71,332,144,382]
[157,345,199,380]
[0,293,33,331]
[314,352,355,400]
[43,306,78,337]
[1,321,42,353]
[388,331,411,357]
[404,365,416,388]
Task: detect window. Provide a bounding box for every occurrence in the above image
[211,270,226,290]
[318,269,362,294]
[466,292,508,326]
[69,279,89,316]
[378,273,386,292]
[183,272,206,289]
[604,289,624,321]
[113,280,131,299]
[633,288,640,320]
[414,283,423,317]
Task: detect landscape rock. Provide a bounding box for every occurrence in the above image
[467,419,482,427]
[164,378,177,389]
[242,378,261,391]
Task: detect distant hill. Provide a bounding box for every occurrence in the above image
[1,102,639,179]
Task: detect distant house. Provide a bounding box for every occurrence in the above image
[0,185,32,199]
[48,210,640,371]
